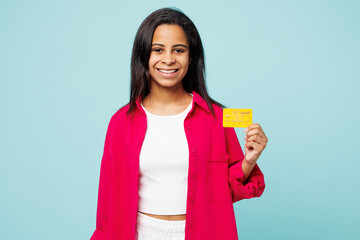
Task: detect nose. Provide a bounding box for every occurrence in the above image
[162,52,175,65]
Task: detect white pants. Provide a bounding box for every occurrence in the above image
[135,211,186,240]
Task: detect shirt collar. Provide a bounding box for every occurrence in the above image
[135,90,210,113]
[191,91,210,112]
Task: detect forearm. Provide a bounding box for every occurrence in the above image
[241,159,256,183]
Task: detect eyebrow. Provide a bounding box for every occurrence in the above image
[152,43,188,49]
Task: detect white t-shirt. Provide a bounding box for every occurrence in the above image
[138,99,193,215]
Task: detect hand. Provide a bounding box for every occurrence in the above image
[243,123,268,164]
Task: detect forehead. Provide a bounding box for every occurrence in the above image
[152,24,188,45]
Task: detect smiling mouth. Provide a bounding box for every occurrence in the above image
[157,69,179,74]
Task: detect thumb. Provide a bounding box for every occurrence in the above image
[245,149,258,162]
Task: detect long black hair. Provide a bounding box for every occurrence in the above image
[127,7,224,115]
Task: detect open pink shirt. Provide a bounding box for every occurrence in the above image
[91,91,265,240]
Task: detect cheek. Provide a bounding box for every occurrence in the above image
[180,57,190,69]
[181,60,190,72]
[148,55,158,67]
[148,59,154,68]
[186,55,191,66]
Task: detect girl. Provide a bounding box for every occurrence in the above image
[91,7,267,240]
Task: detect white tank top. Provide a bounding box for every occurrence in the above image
[138,99,192,215]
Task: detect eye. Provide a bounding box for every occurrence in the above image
[152,48,162,53]
[174,49,185,53]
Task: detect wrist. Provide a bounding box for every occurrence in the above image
[243,157,257,167]
[241,157,257,183]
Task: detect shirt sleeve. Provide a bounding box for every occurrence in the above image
[91,116,115,240]
[225,127,265,203]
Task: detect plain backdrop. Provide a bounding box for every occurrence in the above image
[1,0,359,239]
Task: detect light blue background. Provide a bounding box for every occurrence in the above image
[1,0,359,239]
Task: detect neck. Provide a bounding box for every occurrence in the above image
[144,84,191,108]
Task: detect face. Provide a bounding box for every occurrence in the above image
[148,24,190,90]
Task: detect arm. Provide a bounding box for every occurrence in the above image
[90,116,115,240]
[225,126,266,203]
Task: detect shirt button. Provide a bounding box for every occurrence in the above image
[186,126,191,130]
[191,149,196,153]
[190,199,194,203]
[191,174,196,179]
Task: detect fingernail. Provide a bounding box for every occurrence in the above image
[243,129,248,133]
[244,137,246,141]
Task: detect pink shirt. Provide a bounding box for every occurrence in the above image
[90,91,265,240]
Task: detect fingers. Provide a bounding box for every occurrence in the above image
[243,123,268,163]
[244,123,262,133]
[244,124,266,137]
[246,134,267,146]
[244,123,268,157]
[245,140,263,153]
[245,125,267,142]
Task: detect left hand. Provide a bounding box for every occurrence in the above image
[243,123,268,164]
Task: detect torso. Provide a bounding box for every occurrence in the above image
[139,91,191,222]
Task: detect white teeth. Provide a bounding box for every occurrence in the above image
[158,69,177,74]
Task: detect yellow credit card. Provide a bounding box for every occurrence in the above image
[223,108,252,128]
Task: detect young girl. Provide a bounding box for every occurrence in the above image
[91,8,267,240]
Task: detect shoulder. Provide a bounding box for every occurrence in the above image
[192,101,224,123]
[115,103,130,117]
[107,103,131,126]
[210,102,224,121]
[211,102,224,114]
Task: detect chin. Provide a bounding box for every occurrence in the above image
[153,79,182,89]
